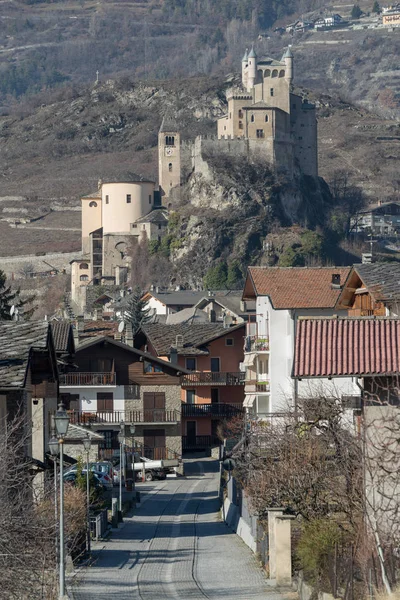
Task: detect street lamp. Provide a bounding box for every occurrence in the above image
[82,434,91,554]
[48,422,59,568]
[117,422,125,516]
[129,424,136,499]
[54,402,69,600]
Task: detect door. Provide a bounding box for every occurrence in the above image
[143,392,165,421]
[210,357,220,372]
[97,392,113,417]
[186,421,196,446]
[143,429,166,460]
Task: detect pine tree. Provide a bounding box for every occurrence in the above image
[0,269,35,320]
[351,4,362,18]
[120,286,152,333]
[372,0,380,12]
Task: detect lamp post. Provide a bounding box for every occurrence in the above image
[82,434,91,554]
[130,424,136,499]
[117,422,125,516]
[48,424,59,568]
[54,402,70,600]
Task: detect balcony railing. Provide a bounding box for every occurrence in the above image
[245,380,270,393]
[182,435,220,451]
[244,336,270,352]
[60,372,116,386]
[182,403,244,418]
[99,445,180,462]
[181,372,245,386]
[67,409,179,426]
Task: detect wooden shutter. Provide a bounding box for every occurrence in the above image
[97,392,113,413]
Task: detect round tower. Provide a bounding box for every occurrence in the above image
[247,46,257,92]
[242,48,248,88]
[283,46,294,85]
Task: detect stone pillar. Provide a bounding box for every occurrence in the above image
[275,515,295,587]
[267,508,283,580]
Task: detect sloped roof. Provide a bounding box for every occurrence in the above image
[243,266,351,309]
[135,209,169,224]
[51,322,75,354]
[65,424,104,443]
[353,263,400,302]
[166,307,209,325]
[142,323,244,356]
[101,172,154,184]
[243,101,272,110]
[294,317,400,378]
[0,321,50,387]
[145,289,244,308]
[81,190,101,200]
[159,115,179,133]
[257,56,284,66]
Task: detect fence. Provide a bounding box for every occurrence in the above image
[90,509,108,541]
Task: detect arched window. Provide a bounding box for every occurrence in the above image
[165,135,175,146]
[279,69,285,78]
[251,114,255,123]
[264,70,271,78]
[265,115,269,122]
[89,201,97,207]
[80,275,89,282]
[168,163,173,172]
[79,263,89,270]
[272,69,278,78]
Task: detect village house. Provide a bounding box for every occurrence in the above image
[352,201,400,235]
[59,336,189,468]
[135,323,245,454]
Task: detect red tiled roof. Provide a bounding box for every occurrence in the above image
[294,317,400,377]
[245,267,351,309]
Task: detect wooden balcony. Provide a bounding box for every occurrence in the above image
[180,372,245,386]
[181,403,244,418]
[182,435,220,451]
[67,409,180,426]
[60,372,116,386]
[244,336,270,352]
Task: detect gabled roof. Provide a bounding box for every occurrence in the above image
[51,322,75,355]
[65,424,104,443]
[143,289,245,308]
[337,263,400,308]
[81,190,101,200]
[243,266,351,309]
[294,317,400,378]
[194,292,253,318]
[135,209,169,224]
[76,336,191,375]
[0,321,52,388]
[141,323,244,356]
[159,115,179,133]
[166,307,209,325]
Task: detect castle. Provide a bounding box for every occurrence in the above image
[71,47,317,314]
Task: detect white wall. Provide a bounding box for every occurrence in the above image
[59,386,125,413]
[147,296,167,315]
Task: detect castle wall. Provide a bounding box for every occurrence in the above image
[290,94,318,177]
[71,260,90,309]
[81,196,102,255]
[253,70,290,113]
[102,233,132,278]
[101,182,155,234]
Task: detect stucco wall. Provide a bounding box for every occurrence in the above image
[81,196,102,255]
[101,182,155,234]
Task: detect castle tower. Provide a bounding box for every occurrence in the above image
[242,48,249,88]
[158,116,181,204]
[283,46,294,87]
[247,46,257,92]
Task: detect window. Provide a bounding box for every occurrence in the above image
[165,135,175,146]
[239,121,243,130]
[229,112,231,118]
[225,338,234,347]
[186,358,196,371]
[79,275,89,281]
[186,390,195,404]
[238,110,243,118]
[79,263,88,269]
[264,69,271,77]
[144,361,163,373]
[251,114,255,123]
[126,194,131,203]
[168,163,173,172]
[224,126,226,131]
[158,224,162,230]
[272,69,278,78]
[298,136,303,140]
[211,388,219,404]
[97,392,113,413]
[105,195,109,204]
[270,88,274,97]
[131,224,137,229]
[89,201,97,207]
[256,129,264,138]
[279,69,285,77]
[265,115,269,122]
[149,194,152,204]
[292,103,297,109]
[211,357,220,372]
[301,123,305,127]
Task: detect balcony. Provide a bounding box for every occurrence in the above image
[181,372,245,386]
[67,409,180,426]
[245,380,270,393]
[244,336,270,352]
[182,403,244,418]
[60,372,116,386]
[182,435,220,451]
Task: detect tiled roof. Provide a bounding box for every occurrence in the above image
[51,322,74,353]
[146,289,243,308]
[354,263,400,301]
[294,317,400,377]
[142,323,244,356]
[101,172,154,184]
[0,321,50,387]
[245,266,351,309]
[166,307,208,325]
[135,209,169,224]
[79,321,120,340]
[65,424,104,443]
[81,190,101,200]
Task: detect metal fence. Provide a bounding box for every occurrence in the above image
[90,509,108,541]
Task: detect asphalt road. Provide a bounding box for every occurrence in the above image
[68,458,292,600]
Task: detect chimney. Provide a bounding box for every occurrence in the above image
[331,273,341,289]
[170,346,178,364]
[240,300,246,312]
[209,309,216,323]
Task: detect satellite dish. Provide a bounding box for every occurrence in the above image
[10,305,15,316]
[118,321,125,333]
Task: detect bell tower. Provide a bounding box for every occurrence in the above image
[158,116,181,204]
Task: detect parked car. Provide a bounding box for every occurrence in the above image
[65,461,114,480]
[113,457,169,483]
[63,471,104,491]
[63,469,113,491]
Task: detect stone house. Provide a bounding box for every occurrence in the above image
[136,323,245,454]
[59,336,189,466]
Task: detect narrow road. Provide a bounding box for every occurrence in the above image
[69,459,293,600]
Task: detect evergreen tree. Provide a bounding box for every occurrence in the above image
[0,269,35,320]
[120,286,152,333]
[351,4,362,18]
[203,262,228,290]
[372,0,380,12]
[226,261,243,290]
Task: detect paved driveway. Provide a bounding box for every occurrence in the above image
[68,458,295,600]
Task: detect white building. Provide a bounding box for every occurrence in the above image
[242,266,361,417]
